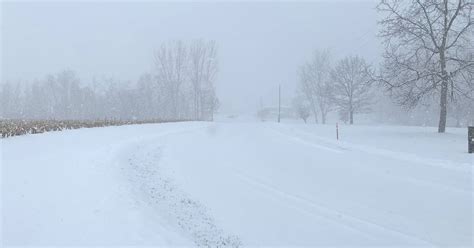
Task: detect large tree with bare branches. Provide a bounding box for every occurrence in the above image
[377,0,473,133]
[331,56,374,125]
[154,41,188,119]
[189,40,218,121]
[298,50,334,124]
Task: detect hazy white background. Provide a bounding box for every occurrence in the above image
[1,0,381,113]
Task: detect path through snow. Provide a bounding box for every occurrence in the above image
[2,121,473,246]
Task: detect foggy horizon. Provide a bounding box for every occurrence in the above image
[2,0,381,113]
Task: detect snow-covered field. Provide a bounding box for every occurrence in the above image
[1,120,473,246]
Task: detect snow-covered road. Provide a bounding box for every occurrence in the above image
[2,121,473,246]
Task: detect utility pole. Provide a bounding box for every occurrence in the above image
[278,84,281,123]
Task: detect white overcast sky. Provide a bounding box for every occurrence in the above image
[1,0,381,113]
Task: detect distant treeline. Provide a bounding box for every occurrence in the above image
[1,40,219,122]
[291,51,474,127]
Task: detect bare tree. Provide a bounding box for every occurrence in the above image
[298,50,334,124]
[202,42,219,121]
[292,94,310,123]
[299,66,319,123]
[331,56,374,125]
[189,40,206,120]
[189,40,218,120]
[377,0,474,133]
[154,41,188,119]
[308,50,334,124]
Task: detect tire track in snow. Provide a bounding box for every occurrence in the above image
[230,168,434,246]
[269,127,472,194]
[266,128,344,153]
[279,127,471,172]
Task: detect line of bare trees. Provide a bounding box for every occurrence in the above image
[294,0,473,131]
[294,50,374,125]
[154,40,219,121]
[0,40,219,121]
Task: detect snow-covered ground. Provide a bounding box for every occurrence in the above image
[2,120,473,246]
